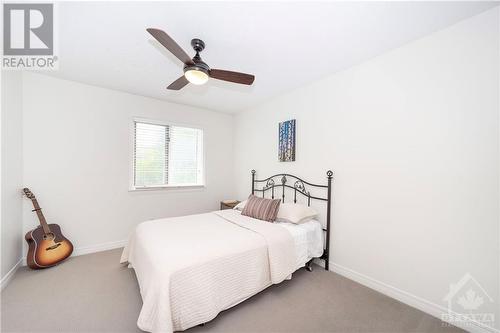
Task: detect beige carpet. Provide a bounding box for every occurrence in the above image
[1,249,463,333]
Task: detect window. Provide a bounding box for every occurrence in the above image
[133,120,204,189]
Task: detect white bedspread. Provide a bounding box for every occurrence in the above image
[120,209,297,333]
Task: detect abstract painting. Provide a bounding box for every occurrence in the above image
[278,119,296,162]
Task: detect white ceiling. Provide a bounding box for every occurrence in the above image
[45,1,498,113]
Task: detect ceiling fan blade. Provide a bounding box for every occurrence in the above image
[209,69,255,85]
[167,76,189,90]
[147,28,194,65]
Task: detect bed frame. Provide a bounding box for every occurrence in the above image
[251,170,333,271]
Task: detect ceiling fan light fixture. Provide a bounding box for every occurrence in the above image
[184,67,209,85]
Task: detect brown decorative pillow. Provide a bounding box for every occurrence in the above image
[241,195,281,222]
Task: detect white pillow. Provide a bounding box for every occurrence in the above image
[233,200,247,211]
[276,203,318,224]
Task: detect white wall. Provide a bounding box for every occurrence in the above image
[1,71,24,283]
[22,72,234,254]
[234,7,499,330]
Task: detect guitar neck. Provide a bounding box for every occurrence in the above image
[31,198,51,234]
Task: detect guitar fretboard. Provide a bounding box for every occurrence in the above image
[28,196,51,234]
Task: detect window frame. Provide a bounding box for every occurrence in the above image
[129,117,206,191]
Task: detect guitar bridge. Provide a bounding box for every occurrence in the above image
[46,243,61,251]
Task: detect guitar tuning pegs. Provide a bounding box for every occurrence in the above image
[22,188,34,198]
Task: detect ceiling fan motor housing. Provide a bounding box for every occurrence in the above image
[184,38,209,75]
[184,61,209,75]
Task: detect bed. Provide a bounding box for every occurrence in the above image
[120,170,333,333]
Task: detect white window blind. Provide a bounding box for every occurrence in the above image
[133,121,203,188]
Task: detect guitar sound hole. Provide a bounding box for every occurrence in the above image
[43,233,55,241]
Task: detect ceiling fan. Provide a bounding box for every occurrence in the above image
[147,28,255,90]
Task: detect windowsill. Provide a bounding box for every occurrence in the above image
[129,184,206,192]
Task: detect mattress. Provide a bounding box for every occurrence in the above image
[275,219,324,268]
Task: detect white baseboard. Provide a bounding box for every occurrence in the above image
[330,262,499,333]
[71,239,127,257]
[1,258,22,291]
[21,239,127,266]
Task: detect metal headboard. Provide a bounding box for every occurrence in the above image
[251,170,333,271]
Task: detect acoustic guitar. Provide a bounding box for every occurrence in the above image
[23,188,73,269]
